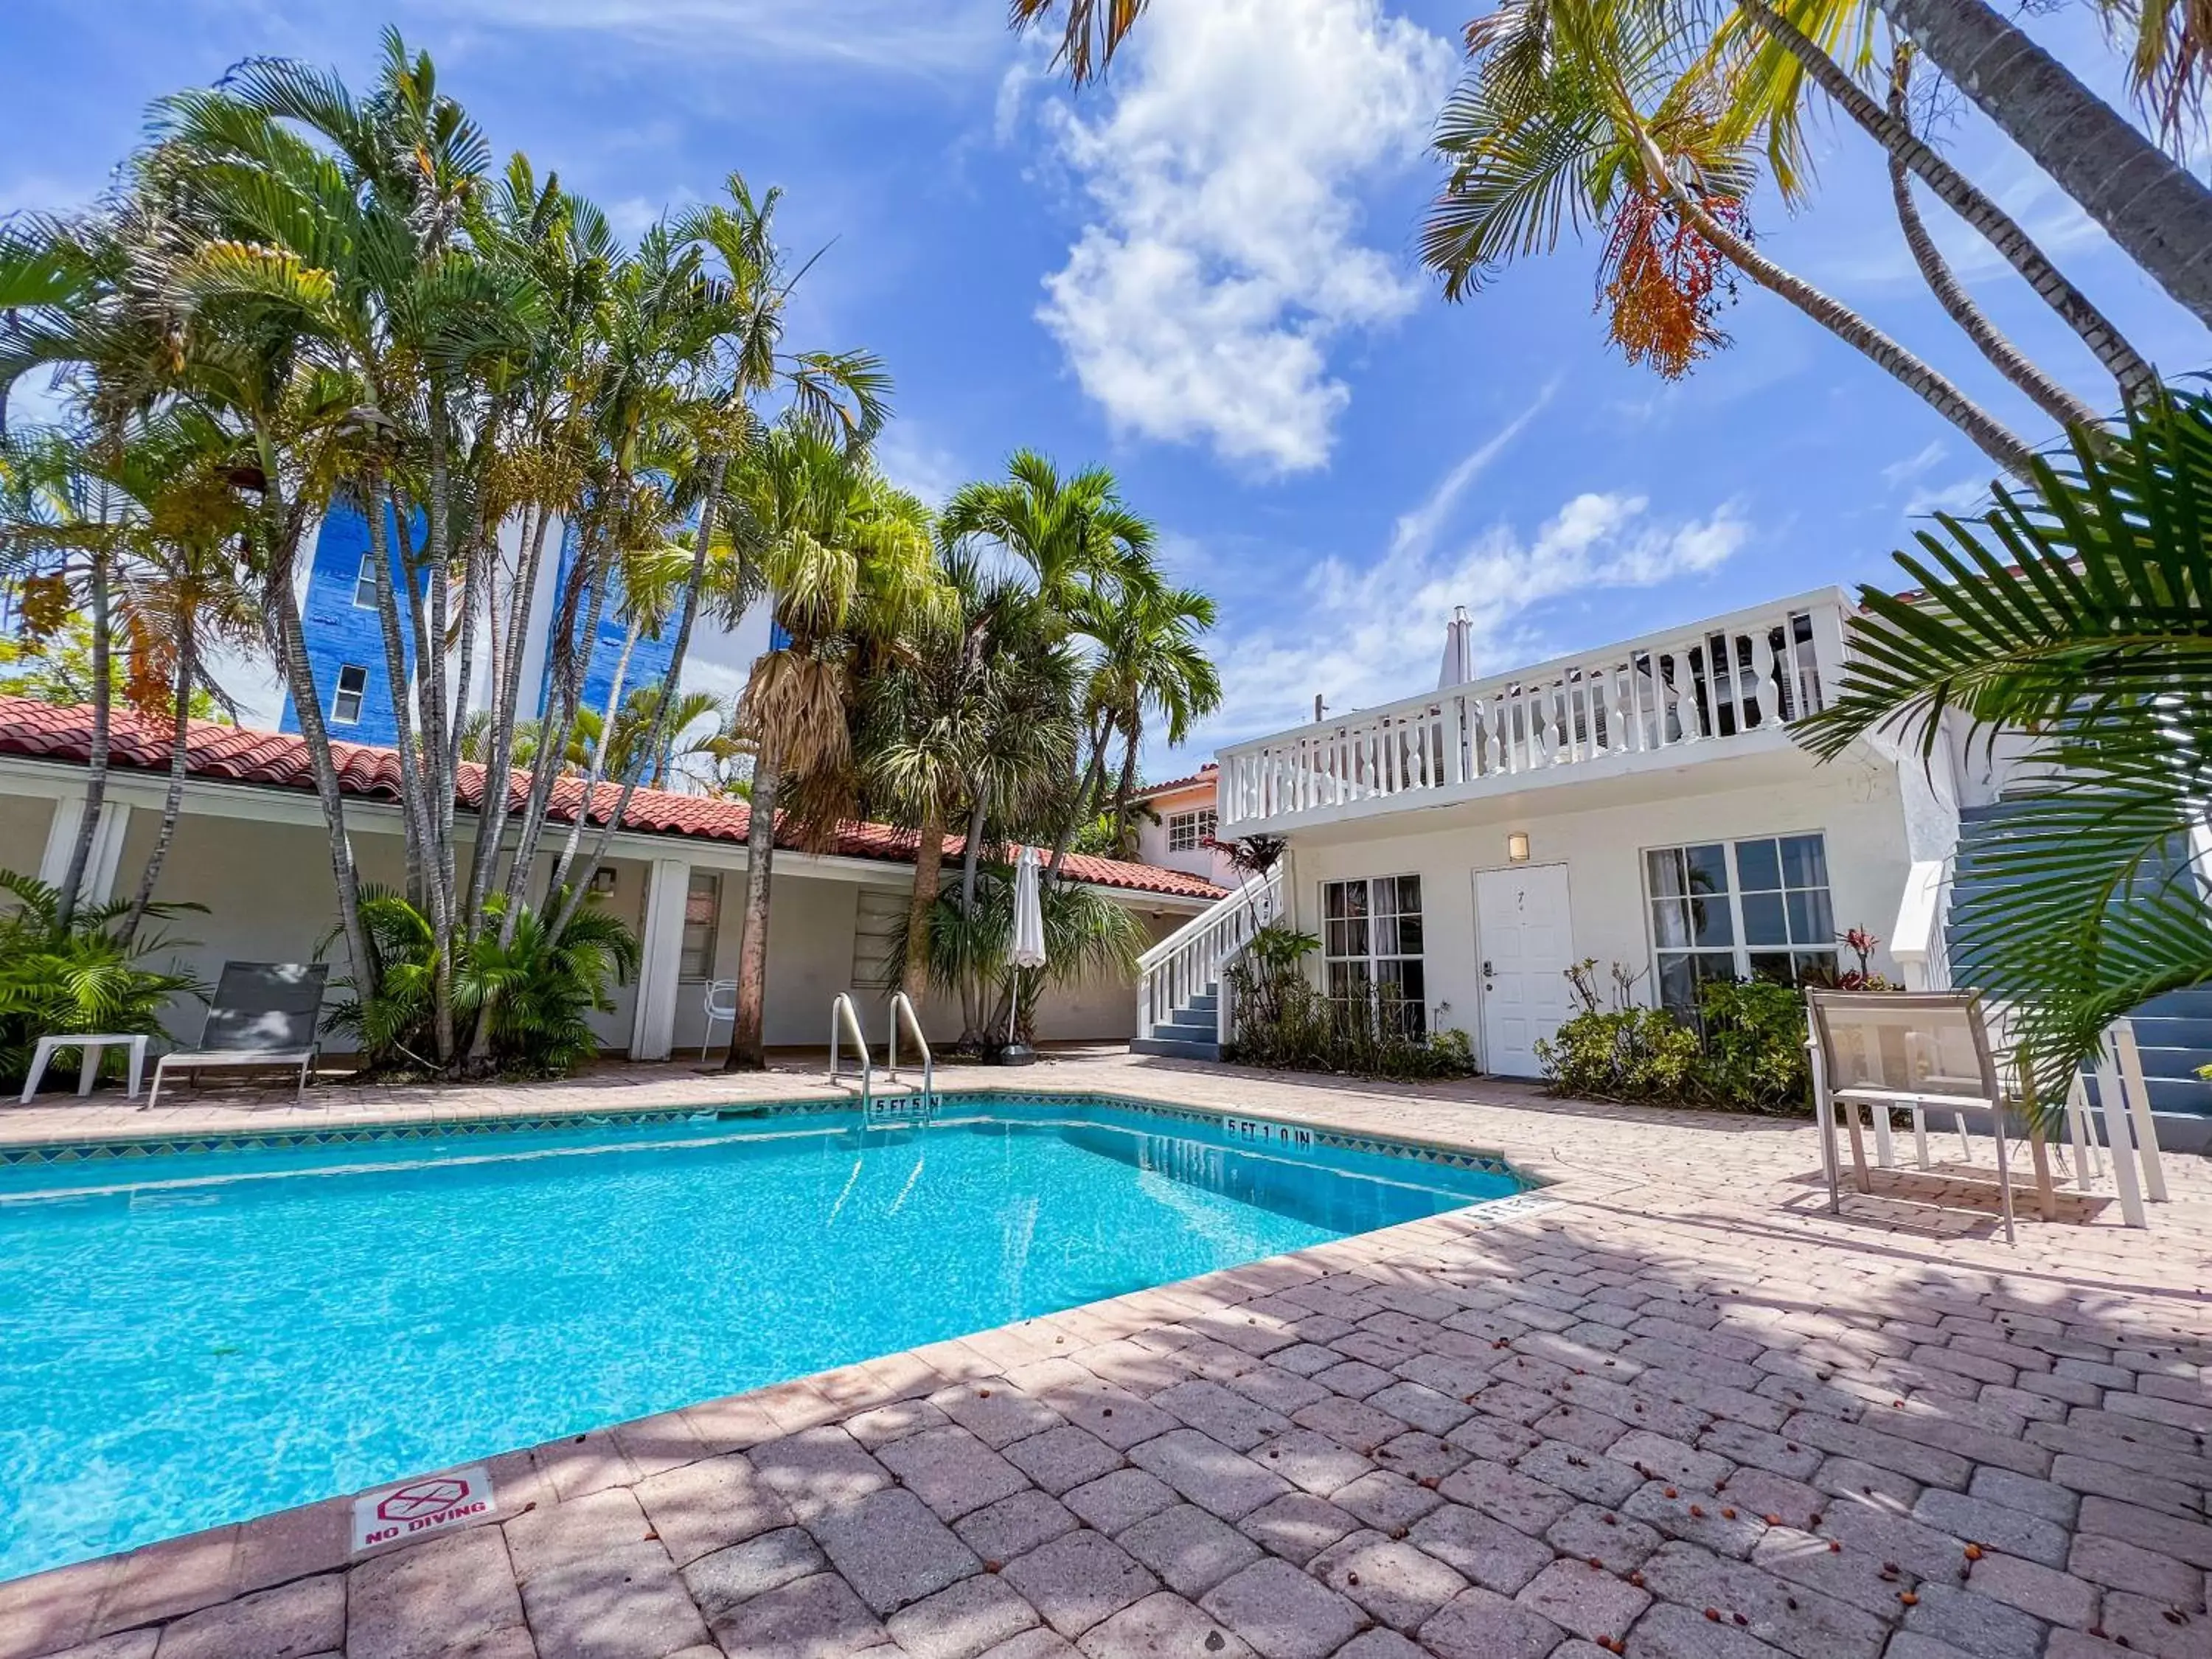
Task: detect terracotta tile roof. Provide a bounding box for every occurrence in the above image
[1130,762,1218,801]
[0,698,1228,902]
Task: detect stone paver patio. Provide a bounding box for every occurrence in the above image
[1,1051,2208,1659]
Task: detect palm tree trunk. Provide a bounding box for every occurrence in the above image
[119,610,193,947]
[55,549,110,931]
[465,502,552,926]
[544,616,639,906]
[1874,0,2212,332]
[1744,0,2157,408]
[1632,127,2039,477]
[959,792,989,914]
[1107,712,1142,852]
[500,537,608,937]
[901,796,947,1000]
[1042,717,1111,890]
[552,451,729,936]
[274,558,372,986]
[1885,52,2102,429]
[366,492,436,917]
[724,723,782,1071]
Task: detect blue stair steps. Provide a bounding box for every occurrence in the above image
[1949,802,2212,1151]
[1130,984,1222,1062]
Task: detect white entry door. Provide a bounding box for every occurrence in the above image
[1475,864,1576,1077]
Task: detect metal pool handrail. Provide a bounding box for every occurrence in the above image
[887,992,934,1107]
[829,993,872,1101]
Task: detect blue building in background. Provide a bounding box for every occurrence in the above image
[281,506,681,752]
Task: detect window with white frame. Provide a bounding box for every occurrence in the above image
[330,664,369,725]
[1321,874,1426,1036]
[679,870,721,981]
[1644,833,1836,1016]
[1166,809,1216,852]
[352,552,380,608]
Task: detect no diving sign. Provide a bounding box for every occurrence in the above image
[352,1465,496,1552]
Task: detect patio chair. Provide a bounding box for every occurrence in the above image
[1806,988,2036,1245]
[700,978,738,1059]
[145,961,328,1110]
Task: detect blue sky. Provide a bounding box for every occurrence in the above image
[4,0,2205,770]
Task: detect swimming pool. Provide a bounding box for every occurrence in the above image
[0,1091,1526,1580]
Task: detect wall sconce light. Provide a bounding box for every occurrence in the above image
[1506,832,1531,864]
[589,867,619,894]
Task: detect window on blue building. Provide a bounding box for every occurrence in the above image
[352,553,380,608]
[331,665,369,725]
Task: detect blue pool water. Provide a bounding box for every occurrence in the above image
[0,1093,1523,1579]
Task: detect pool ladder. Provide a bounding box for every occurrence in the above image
[829,992,936,1127]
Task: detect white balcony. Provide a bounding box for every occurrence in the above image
[1217,587,1852,835]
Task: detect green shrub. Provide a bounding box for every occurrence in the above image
[324,886,639,1078]
[0,872,206,1089]
[1533,959,1813,1113]
[1534,1004,1702,1101]
[1223,925,1478,1081]
[1696,978,1811,1112]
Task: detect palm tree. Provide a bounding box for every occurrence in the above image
[863,548,1081,1009]
[1795,386,2212,1102]
[939,452,1163,880]
[1422,0,2038,476]
[1082,578,1222,852]
[1727,1,2157,414]
[1876,46,2102,431]
[720,423,945,1070]
[108,408,260,943]
[1009,0,2212,334]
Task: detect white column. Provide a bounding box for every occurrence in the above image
[630,856,689,1062]
[37,792,131,905]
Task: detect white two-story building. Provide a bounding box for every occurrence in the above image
[1133,584,2212,1149]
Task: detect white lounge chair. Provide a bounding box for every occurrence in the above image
[146,961,327,1109]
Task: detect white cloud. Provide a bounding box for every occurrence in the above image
[872,425,968,509]
[1904,476,1989,516]
[1389,380,1559,559]
[1882,439,1947,487]
[1031,0,1453,474]
[1197,489,1750,746]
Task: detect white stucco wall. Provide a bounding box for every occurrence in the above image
[1284,744,1915,1075]
[0,764,1203,1063]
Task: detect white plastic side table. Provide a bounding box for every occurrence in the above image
[20,1033,150,1102]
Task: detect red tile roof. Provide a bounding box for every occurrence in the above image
[0,698,1228,902]
[1130,762,1218,801]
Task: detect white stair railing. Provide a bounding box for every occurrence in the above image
[1137,867,1283,1040]
[1891,859,1953,991]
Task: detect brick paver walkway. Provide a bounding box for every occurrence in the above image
[1,1053,2207,1659]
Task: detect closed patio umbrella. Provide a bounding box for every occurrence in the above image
[1003,846,1047,1065]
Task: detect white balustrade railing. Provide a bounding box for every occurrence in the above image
[1137,866,1283,1039]
[1217,589,1849,832]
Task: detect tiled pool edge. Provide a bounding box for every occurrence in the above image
[0,1084,1540,1188]
[0,1182,1562,1657]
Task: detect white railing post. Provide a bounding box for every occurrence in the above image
[1891,860,1950,992]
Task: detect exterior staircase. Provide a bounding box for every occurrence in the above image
[1130,982,1222,1061]
[1948,801,2212,1151]
[1130,867,1282,1065]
